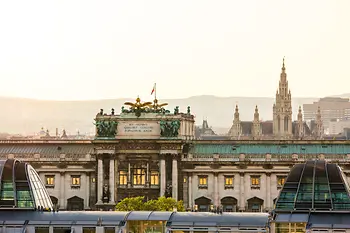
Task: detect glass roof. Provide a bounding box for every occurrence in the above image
[275,160,350,212]
[0,159,53,210]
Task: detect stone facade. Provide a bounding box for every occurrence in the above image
[2,139,350,212]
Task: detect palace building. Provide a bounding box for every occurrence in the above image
[0,60,347,213]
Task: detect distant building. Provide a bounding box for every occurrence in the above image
[303,97,350,130]
[195,119,229,140]
[328,119,350,135]
[228,58,323,140]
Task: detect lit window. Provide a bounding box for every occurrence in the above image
[71,176,81,186]
[277,176,286,188]
[132,164,146,185]
[150,171,159,185]
[119,171,127,185]
[45,175,55,186]
[198,176,208,189]
[224,176,234,189]
[251,176,260,189]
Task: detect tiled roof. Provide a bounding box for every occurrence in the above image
[0,144,94,155]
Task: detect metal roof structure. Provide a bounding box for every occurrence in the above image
[0,144,94,155]
[0,159,53,210]
[275,160,350,211]
[274,160,350,229]
[0,211,269,228]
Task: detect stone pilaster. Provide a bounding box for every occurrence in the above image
[266,172,271,210]
[172,154,178,201]
[59,171,65,209]
[188,173,192,208]
[214,172,219,206]
[239,172,245,211]
[85,172,90,209]
[109,158,115,204]
[159,154,166,196]
[97,158,103,204]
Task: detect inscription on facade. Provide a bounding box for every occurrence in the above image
[117,121,160,139]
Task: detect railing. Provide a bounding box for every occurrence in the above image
[182,153,350,162]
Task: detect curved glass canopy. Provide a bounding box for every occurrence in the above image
[275,160,350,211]
[0,159,53,210]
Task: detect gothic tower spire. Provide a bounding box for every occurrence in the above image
[228,104,242,139]
[273,57,293,139]
[252,105,262,139]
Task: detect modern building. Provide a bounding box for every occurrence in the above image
[272,160,350,232]
[303,97,350,130]
[328,119,350,135]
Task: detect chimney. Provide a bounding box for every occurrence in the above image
[56,128,58,137]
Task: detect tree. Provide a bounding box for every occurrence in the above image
[115,196,145,211]
[115,196,185,212]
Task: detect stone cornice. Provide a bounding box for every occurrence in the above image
[193,140,350,145]
[0,140,93,144]
[2,139,350,145]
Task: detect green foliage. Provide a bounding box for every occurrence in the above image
[115,196,145,211]
[115,196,185,212]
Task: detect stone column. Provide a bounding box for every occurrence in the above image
[160,155,166,196]
[266,173,271,210]
[146,162,150,186]
[114,159,118,203]
[128,162,131,188]
[97,158,103,204]
[59,172,65,209]
[188,173,192,208]
[214,173,219,206]
[239,172,245,211]
[172,155,178,201]
[86,172,90,209]
[109,158,115,204]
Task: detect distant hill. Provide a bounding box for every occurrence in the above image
[329,93,350,98]
[0,95,320,135]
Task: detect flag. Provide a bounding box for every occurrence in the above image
[151,83,156,95]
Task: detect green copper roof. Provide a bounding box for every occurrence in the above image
[275,160,350,211]
[190,144,350,155]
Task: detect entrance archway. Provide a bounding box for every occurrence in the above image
[50,196,58,208]
[221,196,237,212]
[194,196,211,212]
[247,197,264,212]
[67,196,84,211]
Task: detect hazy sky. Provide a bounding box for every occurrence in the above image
[0,0,349,101]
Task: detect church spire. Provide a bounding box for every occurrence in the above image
[254,105,259,121]
[298,106,303,121]
[234,105,240,121]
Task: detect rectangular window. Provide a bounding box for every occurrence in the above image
[83,227,96,233]
[224,176,234,189]
[119,171,127,185]
[35,227,49,233]
[198,176,208,189]
[277,176,287,189]
[132,165,146,185]
[71,175,81,188]
[45,175,55,187]
[150,171,159,185]
[251,176,260,189]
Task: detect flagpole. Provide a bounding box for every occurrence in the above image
[154,83,157,101]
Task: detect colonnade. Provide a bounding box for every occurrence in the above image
[96,153,179,206]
